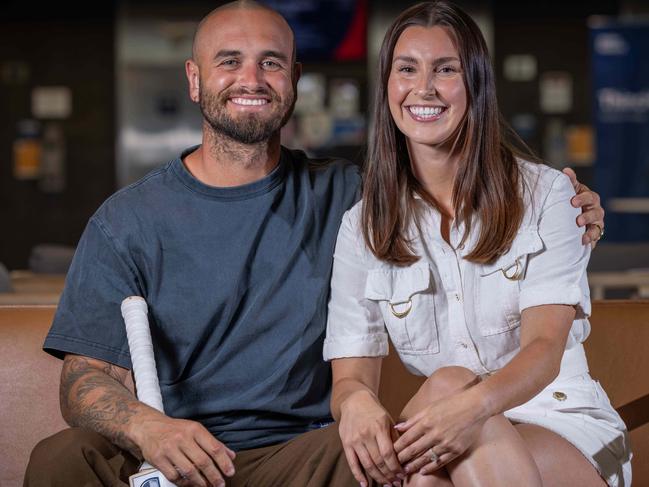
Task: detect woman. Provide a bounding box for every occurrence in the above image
[323,2,631,486]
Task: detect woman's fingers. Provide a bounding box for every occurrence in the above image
[365,434,404,484]
[377,427,405,480]
[355,443,392,485]
[402,448,456,477]
[343,445,370,487]
[419,452,456,475]
[403,450,433,476]
[394,422,427,463]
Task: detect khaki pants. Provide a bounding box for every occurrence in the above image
[24,424,359,487]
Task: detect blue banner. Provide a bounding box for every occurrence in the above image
[591,21,649,241]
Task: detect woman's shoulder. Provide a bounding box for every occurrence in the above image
[337,201,399,270]
[517,159,568,189]
[340,199,365,230]
[517,159,575,205]
[336,200,369,254]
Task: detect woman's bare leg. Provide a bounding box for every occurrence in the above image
[405,470,454,487]
[399,366,541,487]
[515,424,607,487]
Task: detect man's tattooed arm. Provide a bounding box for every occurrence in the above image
[59,353,156,457]
[60,354,238,483]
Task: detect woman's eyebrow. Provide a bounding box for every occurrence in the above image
[393,55,460,65]
[393,55,418,64]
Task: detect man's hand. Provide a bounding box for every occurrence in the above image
[60,354,236,487]
[133,410,236,487]
[563,168,605,247]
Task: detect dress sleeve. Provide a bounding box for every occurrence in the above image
[519,173,591,318]
[43,217,142,368]
[323,209,389,360]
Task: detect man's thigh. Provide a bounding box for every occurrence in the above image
[24,427,139,487]
[231,424,358,487]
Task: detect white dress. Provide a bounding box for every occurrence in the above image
[324,161,632,486]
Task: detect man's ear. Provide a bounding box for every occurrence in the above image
[293,61,302,87]
[185,59,200,103]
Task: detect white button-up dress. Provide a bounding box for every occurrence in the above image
[324,161,631,486]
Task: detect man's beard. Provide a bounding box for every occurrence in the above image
[199,85,295,144]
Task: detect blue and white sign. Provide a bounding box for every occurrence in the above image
[591,20,649,241]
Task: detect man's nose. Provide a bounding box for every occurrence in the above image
[237,61,264,90]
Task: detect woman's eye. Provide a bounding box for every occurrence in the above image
[436,65,460,77]
[397,65,415,73]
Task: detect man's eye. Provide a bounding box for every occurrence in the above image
[262,60,280,69]
[221,59,239,67]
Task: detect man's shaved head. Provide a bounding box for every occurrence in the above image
[191,1,296,64]
[184,0,300,146]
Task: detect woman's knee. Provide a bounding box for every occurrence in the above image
[400,367,480,420]
[422,366,479,398]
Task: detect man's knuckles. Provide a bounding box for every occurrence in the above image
[206,443,227,458]
[194,456,215,470]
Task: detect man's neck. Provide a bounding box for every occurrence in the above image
[184,125,282,187]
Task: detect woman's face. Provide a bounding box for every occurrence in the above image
[387,25,467,150]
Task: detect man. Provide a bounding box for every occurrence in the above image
[25,2,605,486]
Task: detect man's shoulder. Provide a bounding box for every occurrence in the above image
[284,147,359,175]
[283,147,361,191]
[94,160,176,223]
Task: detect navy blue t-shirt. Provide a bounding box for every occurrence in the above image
[44,146,360,450]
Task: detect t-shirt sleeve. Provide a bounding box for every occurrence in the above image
[323,209,389,360]
[519,172,591,318]
[44,217,142,368]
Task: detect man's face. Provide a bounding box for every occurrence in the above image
[190,9,298,144]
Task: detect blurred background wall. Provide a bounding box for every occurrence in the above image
[1,0,649,295]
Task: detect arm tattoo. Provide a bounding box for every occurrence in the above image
[60,356,142,455]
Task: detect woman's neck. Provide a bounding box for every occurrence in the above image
[408,141,459,218]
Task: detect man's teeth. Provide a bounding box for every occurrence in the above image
[409,106,444,117]
[231,98,268,106]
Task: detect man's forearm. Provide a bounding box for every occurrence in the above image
[60,355,153,456]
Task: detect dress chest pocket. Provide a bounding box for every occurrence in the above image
[364,262,439,355]
[476,230,544,336]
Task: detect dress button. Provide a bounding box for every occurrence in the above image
[459,342,468,349]
[455,294,461,301]
[552,391,567,401]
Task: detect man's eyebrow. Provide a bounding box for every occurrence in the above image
[214,49,241,60]
[213,49,289,63]
[261,50,289,62]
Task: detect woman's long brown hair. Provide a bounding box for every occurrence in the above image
[362,1,529,265]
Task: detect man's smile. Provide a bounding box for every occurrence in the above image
[229,96,271,108]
